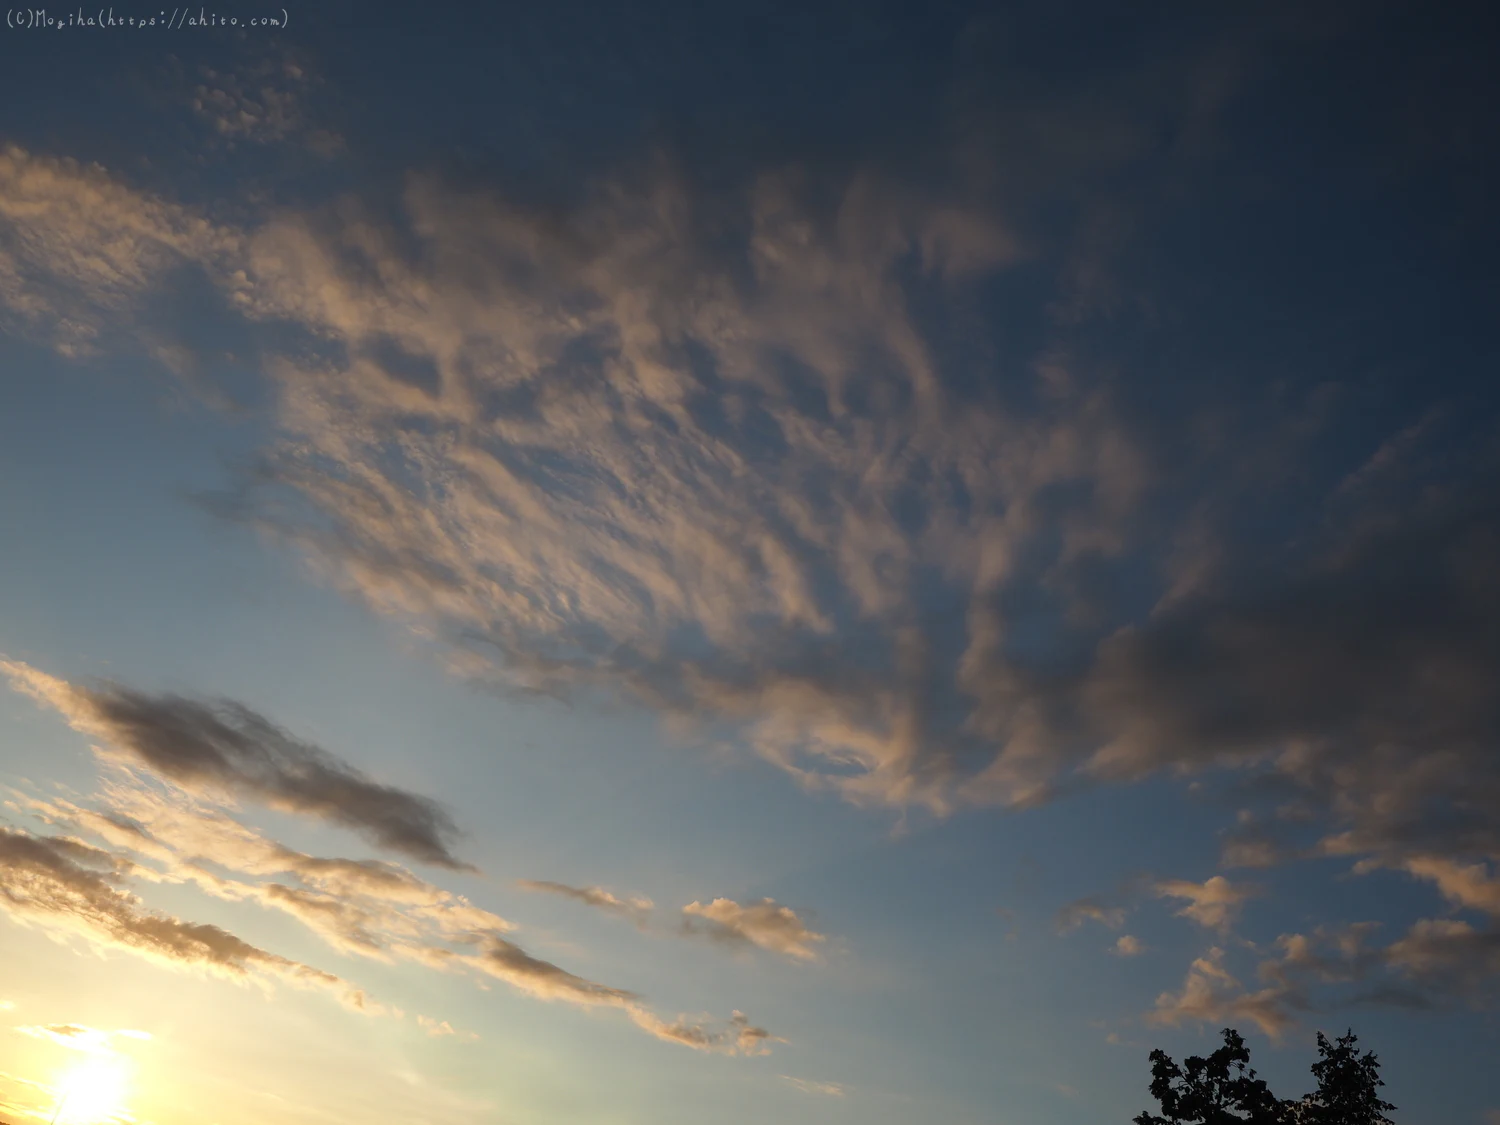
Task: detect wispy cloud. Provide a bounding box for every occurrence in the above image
[515,879,653,922]
[14,777,778,1055]
[203,159,1131,818]
[1155,876,1256,933]
[0,826,374,1011]
[1393,856,1500,917]
[0,145,240,358]
[1149,914,1500,1039]
[2,660,472,870]
[1055,895,1127,933]
[628,1008,780,1056]
[415,1015,477,1041]
[782,1075,845,1096]
[17,786,510,968]
[14,1024,151,1054]
[681,897,826,961]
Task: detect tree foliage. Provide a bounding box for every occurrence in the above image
[1133,1029,1291,1125]
[1134,1028,1395,1125]
[1291,1031,1396,1125]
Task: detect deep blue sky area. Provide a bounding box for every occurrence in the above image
[1,3,1498,1125]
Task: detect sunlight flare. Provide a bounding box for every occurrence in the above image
[52,1056,129,1125]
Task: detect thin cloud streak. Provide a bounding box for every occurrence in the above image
[2,660,472,870]
[0,826,375,1012]
[516,879,654,922]
[15,777,779,1055]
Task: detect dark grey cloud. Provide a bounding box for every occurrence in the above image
[469,936,638,1006]
[3,661,471,870]
[1073,480,1500,867]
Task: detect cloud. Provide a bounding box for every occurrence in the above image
[1151,916,1500,1038]
[0,145,241,357]
[1146,948,1297,1039]
[14,134,1493,895]
[0,1066,63,1124]
[464,936,637,1006]
[1396,857,1500,917]
[18,779,778,1055]
[189,159,1141,818]
[415,1015,476,1041]
[188,47,343,155]
[628,1008,780,1056]
[13,1024,151,1054]
[25,780,521,966]
[2,661,472,870]
[0,826,372,1011]
[681,897,826,961]
[8,127,1498,1028]
[196,153,1495,865]
[465,940,779,1054]
[1055,895,1126,933]
[1084,481,1500,865]
[782,1076,845,1097]
[16,786,510,968]
[1113,934,1144,956]
[515,879,653,921]
[1382,919,1500,995]
[1155,876,1256,932]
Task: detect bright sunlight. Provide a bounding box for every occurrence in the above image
[51,1056,129,1125]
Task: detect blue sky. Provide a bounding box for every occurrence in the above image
[1,3,1498,1124]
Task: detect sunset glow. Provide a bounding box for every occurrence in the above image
[51,1058,127,1125]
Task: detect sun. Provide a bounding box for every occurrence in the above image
[52,1056,129,1125]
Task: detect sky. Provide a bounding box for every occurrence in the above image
[0,2,1498,1123]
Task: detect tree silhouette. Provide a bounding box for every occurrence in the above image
[1133,1029,1293,1125]
[1134,1028,1396,1125]
[1289,1031,1396,1125]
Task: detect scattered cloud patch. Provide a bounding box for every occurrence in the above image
[188,48,343,155]
[1146,948,1294,1039]
[782,1076,845,1096]
[681,897,826,961]
[416,1015,477,1041]
[1155,876,1256,932]
[629,1008,780,1056]
[1055,895,1126,933]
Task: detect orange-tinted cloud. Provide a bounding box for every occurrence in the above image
[681,897,826,961]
